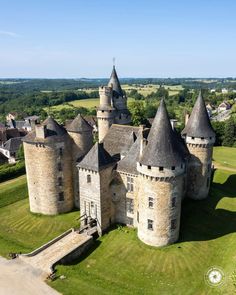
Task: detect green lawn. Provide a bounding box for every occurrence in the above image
[0,148,235,294]
[0,176,79,257]
[213,147,236,170]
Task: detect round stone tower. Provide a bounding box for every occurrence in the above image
[182,91,215,200]
[137,100,185,247]
[108,66,131,125]
[97,86,115,142]
[22,117,74,215]
[67,114,93,208]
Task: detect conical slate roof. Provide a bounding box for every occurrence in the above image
[108,66,123,97]
[67,114,93,133]
[78,143,115,171]
[182,91,215,138]
[43,116,67,137]
[140,99,184,167]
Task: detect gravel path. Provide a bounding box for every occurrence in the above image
[0,256,60,295]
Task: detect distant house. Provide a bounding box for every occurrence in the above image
[218,101,231,112]
[7,115,39,132]
[206,103,213,117]
[222,88,228,94]
[0,137,22,163]
[6,112,18,121]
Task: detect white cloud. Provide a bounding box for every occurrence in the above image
[0,30,20,37]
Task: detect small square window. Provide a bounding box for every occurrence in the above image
[148,197,154,208]
[58,177,63,186]
[171,219,177,230]
[59,192,64,202]
[59,148,63,156]
[148,219,153,231]
[171,166,175,170]
[159,167,164,171]
[148,165,151,170]
[58,162,62,171]
[201,137,204,140]
[191,137,195,140]
[87,175,91,183]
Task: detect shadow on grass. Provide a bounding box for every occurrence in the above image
[179,172,236,242]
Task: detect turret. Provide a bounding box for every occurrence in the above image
[182,91,215,200]
[97,86,115,142]
[77,143,116,234]
[67,114,93,208]
[108,66,131,125]
[137,100,185,247]
[22,117,74,215]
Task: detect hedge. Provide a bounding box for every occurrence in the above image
[0,161,26,182]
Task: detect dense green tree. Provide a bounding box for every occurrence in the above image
[222,117,236,147]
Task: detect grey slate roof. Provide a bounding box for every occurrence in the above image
[140,99,184,167]
[78,142,115,171]
[182,91,215,138]
[117,133,141,175]
[22,116,67,143]
[103,124,142,157]
[108,66,123,97]
[120,131,137,157]
[66,114,93,133]
[3,137,22,152]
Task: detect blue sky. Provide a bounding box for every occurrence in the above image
[0,0,236,78]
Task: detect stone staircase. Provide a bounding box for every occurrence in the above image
[18,228,94,277]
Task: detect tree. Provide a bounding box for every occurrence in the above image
[222,117,236,147]
[128,101,149,126]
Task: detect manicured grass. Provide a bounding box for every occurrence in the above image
[0,148,235,294]
[0,176,79,257]
[69,98,100,108]
[50,167,236,295]
[213,146,236,169]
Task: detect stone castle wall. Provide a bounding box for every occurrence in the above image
[68,131,93,208]
[23,137,74,215]
[78,165,115,234]
[137,174,184,247]
[97,113,114,142]
[186,143,213,200]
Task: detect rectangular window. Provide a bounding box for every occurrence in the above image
[159,167,164,171]
[58,162,62,171]
[87,175,91,183]
[126,198,134,213]
[127,217,134,226]
[59,192,64,202]
[127,176,134,192]
[58,177,63,186]
[59,147,63,156]
[171,219,177,230]
[148,165,151,170]
[148,197,154,208]
[172,197,176,208]
[148,219,153,231]
[137,211,139,223]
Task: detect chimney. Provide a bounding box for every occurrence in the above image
[170,119,177,130]
[185,113,190,126]
[35,125,47,139]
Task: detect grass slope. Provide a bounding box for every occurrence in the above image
[0,176,79,257]
[213,147,236,170]
[0,147,235,294]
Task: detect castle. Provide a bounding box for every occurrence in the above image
[22,66,215,247]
